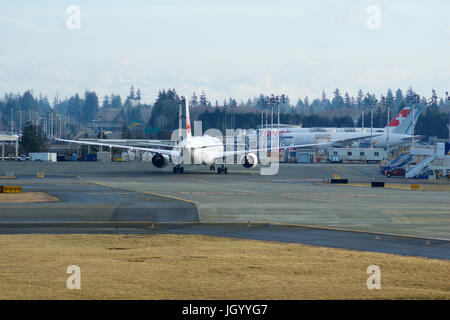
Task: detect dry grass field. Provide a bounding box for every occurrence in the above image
[0,234,448,299]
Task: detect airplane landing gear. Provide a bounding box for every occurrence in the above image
[209,165,216,171]
[173,165,184,174]
[217,165,228,174]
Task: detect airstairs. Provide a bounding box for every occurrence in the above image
[405,142,450,178]
[390,153,412,168]
[380,152,412,173]
[405,154,437,178]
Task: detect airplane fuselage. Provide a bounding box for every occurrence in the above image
[353,131,412,148]
[175,135,224,165]
[281,130,412,149]
[246,128,412,150]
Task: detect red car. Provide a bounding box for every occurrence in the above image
[384,167,405,177]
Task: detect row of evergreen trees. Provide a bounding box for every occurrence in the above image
[198,108,355,132]
[186,87,450,115]
[0,86,150,130]
[0,91,51,127]
[148,88,450,139]
[1,87,449,139]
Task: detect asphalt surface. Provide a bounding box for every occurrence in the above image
[0,162,449,259]
[156,224,450,260]
[0,180,198,225]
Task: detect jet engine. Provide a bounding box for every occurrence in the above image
[240,153,258,169]
[151,153,170,168]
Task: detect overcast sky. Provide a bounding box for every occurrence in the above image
[0,0,449,104]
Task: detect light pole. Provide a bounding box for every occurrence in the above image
[386,105,390,164]
[362,110,364,132]
[10,111,13,136]
[446,91,450,143]
[277,95,282,132]
[280,94,287,131]
[265,95,270,130]
[100,115,103,152]
[275,95,280,159]
[370,105,374,149]
[261,109,263,130]
[373,98,377,149]
[262,96,270,152]
[179,96,184,142]
[412,94,420,149]
[270,94,275,130]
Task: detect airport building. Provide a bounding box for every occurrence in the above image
[0,134,19,161]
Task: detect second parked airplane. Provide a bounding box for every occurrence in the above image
[269,106,421,149]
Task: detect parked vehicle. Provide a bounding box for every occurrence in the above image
[84,154,97,162]
[329,155,342,163]
[329,148,384,163]
[29,153,57,162]
[384,167,405,177]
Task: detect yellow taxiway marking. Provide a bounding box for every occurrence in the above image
[377,206,450,209]
[136,190,198,204]
[279,193,341,203]
[179,181,259,195]
[89,182,198,204]
[393,217,450,221]
[347,183,450,191]
[382,211,450,215]
[0,221,200,225]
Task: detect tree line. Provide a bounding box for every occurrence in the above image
[1,87,449,140]
[0,86,150,131]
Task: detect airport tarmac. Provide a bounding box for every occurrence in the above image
[0,162,449,259]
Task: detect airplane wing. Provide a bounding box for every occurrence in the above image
[55,138,182,158]
[219,133,383,158]
[401,135,422,141]
[87,139,183,149]
[220,141,336,158]
[333,133,383,143]
[133,142,182,148]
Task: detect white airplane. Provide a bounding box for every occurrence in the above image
[351,106,421,148]
[56,99,381,174]
[257,107,421,150]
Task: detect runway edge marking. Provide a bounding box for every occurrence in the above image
[270,222,450,242]
[89,181,198,204]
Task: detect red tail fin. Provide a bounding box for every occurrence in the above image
[388,107,410,127]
